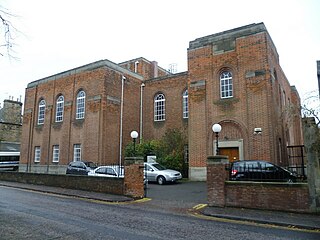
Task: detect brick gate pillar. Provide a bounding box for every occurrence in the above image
[207,155,229,207]
[124,157,144,199]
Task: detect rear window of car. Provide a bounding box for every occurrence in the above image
[233,162,245,169]
[85,162,97,168]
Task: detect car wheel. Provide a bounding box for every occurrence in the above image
[157,176,166,185]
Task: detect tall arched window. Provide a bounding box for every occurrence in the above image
[183,89,188,119]
[76,90,86,119]
[154,93,165,121]
[38,99,46,125]
[55,95,64,122]
[220,71,233,98]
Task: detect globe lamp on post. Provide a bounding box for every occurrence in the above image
[212,123,222,155]
[130,131,139,156]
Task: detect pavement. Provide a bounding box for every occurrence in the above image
[1,180,319,231]
[200,206,320,231]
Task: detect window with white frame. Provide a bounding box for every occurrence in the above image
[76,90,86,119]
[55,95,64,122]
[73,144,81,161]
[52,145,60,163]
[38,99,46,125]
[34,146,41,162]
[183,89,188,119]
[154,93,165,121]
[220,71,233,98]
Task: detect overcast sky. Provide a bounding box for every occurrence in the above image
[0,0,319,106]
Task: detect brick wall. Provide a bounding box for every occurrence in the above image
[21,61,143,171]
[0,158,145,198]
[20,23,304,180]
[188,23,303,180]
[225,181,310,212]
[207,156,229,206]
[207,156,311,213]
[0,171,124,195]
[143,72,188,142]
[124,157,145,198]
[119,57,169,79]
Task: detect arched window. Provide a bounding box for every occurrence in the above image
[183,89,188,119]
[76,90,86,119]
[38,99,46,125]
[220,71,233,98]
[154,93,165,121]
[55,95,64,122]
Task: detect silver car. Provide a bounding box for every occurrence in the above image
[144,162,182,185]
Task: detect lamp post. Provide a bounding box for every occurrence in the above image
[212,123,222,155]
[130,130,139,156]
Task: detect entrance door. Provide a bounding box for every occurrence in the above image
[219,147,239,162]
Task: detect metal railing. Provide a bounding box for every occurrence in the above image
[228,161,305,182]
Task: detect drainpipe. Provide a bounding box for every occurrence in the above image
[140,83,145,142]
[134,61,139,73]
[119,75,126,167]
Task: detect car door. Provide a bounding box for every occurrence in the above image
[145,163,157,182]
[262,162,278,180]
[71,162,81,174]
[78,162,88,175]
[246,161,262,180]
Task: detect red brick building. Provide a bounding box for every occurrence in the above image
[20,23,303,180]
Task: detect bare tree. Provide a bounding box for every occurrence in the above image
[0,6,17,58]
[301,90,320,126]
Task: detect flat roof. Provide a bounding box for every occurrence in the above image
[27,59,144,88]
[189,22,267,50]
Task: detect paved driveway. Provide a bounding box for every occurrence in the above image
[145,181,207,204]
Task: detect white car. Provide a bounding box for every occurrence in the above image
[88,166,124,178]
[89,165,148,187]
[144,162,182,185]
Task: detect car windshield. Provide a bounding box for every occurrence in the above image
[152,163,166,171]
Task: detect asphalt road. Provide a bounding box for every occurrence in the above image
[146,181,207,203]
[1,183,319,240]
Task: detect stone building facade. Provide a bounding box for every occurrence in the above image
[20,23,304,179]
[0,99,23,143]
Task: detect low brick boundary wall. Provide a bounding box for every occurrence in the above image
[207,156,312,213]
[226,181,309,212]
[0,157,145,198]
[0,171,124,195]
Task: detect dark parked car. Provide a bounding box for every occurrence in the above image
[230,160,297,182]
[66,161,97,175]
